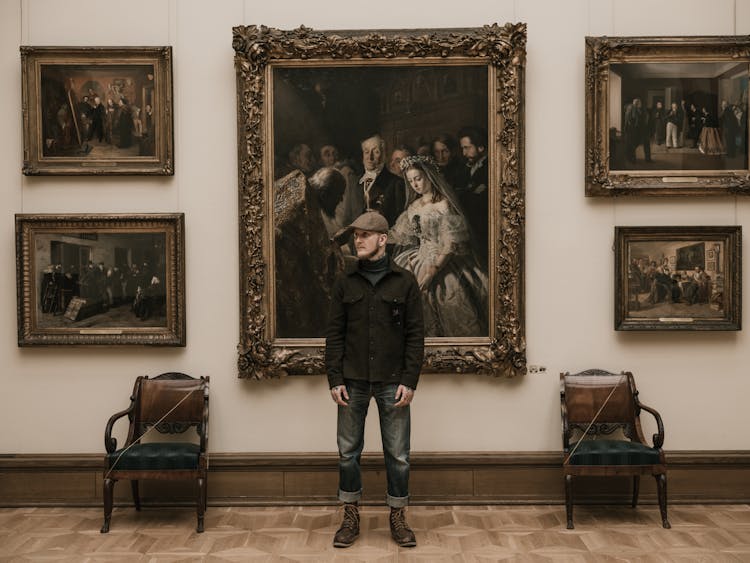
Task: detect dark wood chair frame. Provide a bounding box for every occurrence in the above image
[101,372,209,533]
[560,369,669,529]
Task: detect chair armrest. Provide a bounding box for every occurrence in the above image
[560,388,570,450]
[637,401,665,449]
[199,396,209,453]
[199,377,210,454]
[103,405,134,453]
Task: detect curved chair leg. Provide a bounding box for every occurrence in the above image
[631,475,640,508]
[131,480,141,511]
[565,474,574,529]
[655,473,670,529]
[196,476,206,533]
[101,477,115,533]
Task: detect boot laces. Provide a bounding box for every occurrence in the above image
[390,507,409,532]
[342,504,359,529]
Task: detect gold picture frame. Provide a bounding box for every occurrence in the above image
[615,226,741,331]
[16,214,186,346]
[233,24,527,379]
[586,36,750,196]
[21,46,174,175]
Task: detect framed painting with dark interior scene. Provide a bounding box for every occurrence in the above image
[233,24,527,379]
[16,214,185,346]
[21,46,173,175]
[586,36,750,196]
[615,226,741,331]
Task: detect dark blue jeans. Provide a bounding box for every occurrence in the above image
[337,379,411,507]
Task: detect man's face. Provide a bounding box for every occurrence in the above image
[362,138,383,171]
[388,149,408,177]
[460,136,484,164]
[353,229,385,260]
[293,145,315,173]
[432,141,451,166]
[320,145,338,167]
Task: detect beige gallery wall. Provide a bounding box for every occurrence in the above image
[1,0,750,455]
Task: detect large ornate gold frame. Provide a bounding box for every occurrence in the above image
[586,36,750,196]
[233,24,526,379]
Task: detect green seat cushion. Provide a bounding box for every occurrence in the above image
[107,442,200,470]
[568,439,660,466]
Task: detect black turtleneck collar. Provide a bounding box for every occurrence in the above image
[358,253,390,286]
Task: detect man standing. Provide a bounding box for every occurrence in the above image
[326,211,424,549]
[89,96,105,143]
[650,100,666,146]
[345,134,404,227]
[720,100,738,158]
[665,101,683,151]
[458,126,489,266]
[624,98,651,162]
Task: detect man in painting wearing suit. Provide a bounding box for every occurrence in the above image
[624,97,651,163]
[457,126,489,266]
[344,134,404,227]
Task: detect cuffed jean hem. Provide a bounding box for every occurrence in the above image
[338,488,362,504]
[386,493,409,508]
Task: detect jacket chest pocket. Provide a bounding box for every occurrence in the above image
[343,292,365,321]
[380,294,405,327]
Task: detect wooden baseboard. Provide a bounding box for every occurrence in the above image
[1,451,749,507]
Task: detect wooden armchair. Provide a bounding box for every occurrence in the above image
[560,369,669,529]
[101,372,209,533]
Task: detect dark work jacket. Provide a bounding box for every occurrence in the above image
[325,258,424,390]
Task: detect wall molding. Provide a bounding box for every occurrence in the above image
[1,450,749,507]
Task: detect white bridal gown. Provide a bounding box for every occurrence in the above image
[390,199,488,337]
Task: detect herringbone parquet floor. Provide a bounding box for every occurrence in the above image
[1,504,749,561]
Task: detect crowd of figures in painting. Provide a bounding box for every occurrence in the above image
[610,62,749,171]
[40,65,156,159]
[272,66,493,340]
[627,240,724,319]
[36,233,167,328]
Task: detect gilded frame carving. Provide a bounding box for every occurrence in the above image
[615,226,741,331]
[16,213,186,346]
[586,36,750,196]
[21,46,174,175]
[233,24,526,379]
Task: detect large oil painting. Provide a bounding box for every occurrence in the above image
[234,25,527,379]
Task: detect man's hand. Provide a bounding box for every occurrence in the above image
[394,384,414,407]
[331,385,349,406]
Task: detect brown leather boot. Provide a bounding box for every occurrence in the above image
[333,502,360,548]
[389,506,416,547]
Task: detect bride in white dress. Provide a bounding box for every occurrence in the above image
[389,155,488,337]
